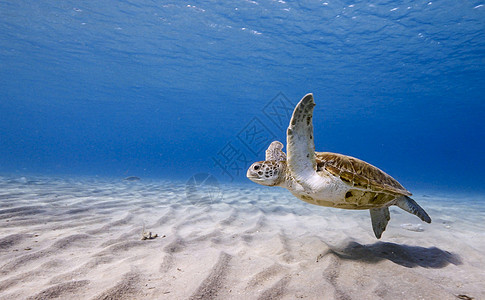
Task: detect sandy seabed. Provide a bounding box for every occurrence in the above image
[0,175,484,300]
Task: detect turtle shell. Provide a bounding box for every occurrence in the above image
[315,152,412,196]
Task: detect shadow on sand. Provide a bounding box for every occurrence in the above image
[326,241,462,268]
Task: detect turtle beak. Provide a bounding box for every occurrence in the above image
[246,169,257,180]
[246,167,261,182]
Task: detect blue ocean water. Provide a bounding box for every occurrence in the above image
[0,0,484,194]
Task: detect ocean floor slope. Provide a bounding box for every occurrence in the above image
[0,176,483,299]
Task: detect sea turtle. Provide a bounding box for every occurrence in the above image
[247,93,431,239]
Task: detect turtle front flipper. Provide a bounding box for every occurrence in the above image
[265,141,286,161]
[370,207,391,239]
[287,93,320,191]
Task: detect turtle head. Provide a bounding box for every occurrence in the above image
[247,160,286,187]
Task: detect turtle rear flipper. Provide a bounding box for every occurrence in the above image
[395,196,431,223]
[370,207,390,239]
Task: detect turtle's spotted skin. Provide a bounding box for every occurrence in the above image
[247,93,431,239]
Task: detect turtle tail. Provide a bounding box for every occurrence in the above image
[394,196,431,223]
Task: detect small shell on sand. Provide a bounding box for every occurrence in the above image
[141,231,158,240]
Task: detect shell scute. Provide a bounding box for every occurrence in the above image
[339,170,354,184]
[324,165,340,177]
[353,174,370,189]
